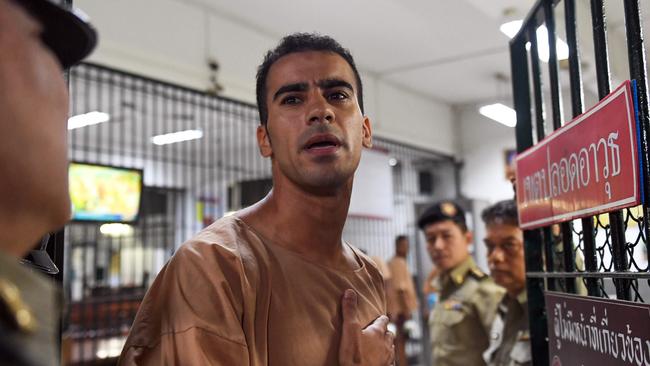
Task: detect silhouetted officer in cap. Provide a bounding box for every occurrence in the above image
[418,201,504,366]
[0,0,96,364]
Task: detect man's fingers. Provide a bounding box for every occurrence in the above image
[385,329,396,345]
[363,314,390,335]
[340,289,362,363]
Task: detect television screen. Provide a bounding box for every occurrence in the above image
[69,162,143,222]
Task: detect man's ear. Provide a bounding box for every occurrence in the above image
[257,125,273,157]
[465,230,474,246]
[362,116,372,148]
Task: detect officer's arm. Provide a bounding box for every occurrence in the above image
[473,283,505,335]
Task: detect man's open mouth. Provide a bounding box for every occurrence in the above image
[303,134,341,151]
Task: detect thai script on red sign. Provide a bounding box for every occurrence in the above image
[515,80,640,229]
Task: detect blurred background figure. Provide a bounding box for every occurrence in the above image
[421,266,440,322]
[419,201,504,366]
[386,235,418,366]
[481,200,531,366]
[0,0,96,365]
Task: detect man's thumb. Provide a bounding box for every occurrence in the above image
[342,289,358,323]
[340,289,362,363]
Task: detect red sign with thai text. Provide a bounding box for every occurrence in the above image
[515,81,641,229]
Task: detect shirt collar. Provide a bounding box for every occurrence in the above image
[444,256,476,286]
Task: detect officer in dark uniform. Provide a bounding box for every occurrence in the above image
[0,1,96,364]
[418,201,504,366]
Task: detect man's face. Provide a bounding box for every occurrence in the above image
[257,51,372,193]
[395,239,409,257]
[484,223,526,295]
[423,220,472,272]
[0,0,71,247]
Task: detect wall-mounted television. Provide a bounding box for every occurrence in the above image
[69,162,143,223]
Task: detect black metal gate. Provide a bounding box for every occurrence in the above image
[510,1,650,364]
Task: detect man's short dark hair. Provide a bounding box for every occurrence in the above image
[481,200,519,227]
[255,32,364,126]
[395,235,408,246]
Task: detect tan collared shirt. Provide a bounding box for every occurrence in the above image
[484,291,531,366]
[429,256,505,366]
[119,215,386,366]
[385,256,418,317]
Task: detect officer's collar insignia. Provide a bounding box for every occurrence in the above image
[443,299,463,311]
[470,268,485,278]
[440,202,457,217]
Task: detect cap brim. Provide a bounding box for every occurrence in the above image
[20,0,97,69]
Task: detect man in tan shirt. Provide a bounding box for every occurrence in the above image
[386,235,418,366]
[120,33,395,366]
[418,201,504,366]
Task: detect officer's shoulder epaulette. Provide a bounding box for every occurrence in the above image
[0,278,36,334]
[469,267,487,280]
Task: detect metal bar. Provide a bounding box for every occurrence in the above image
[590,0,631,300]
[529,27,546,142]
[564,0,590,295]
[559,224,577,293]
[564,0,584,114]
[542,227,556,291]
[544,0,563,131]
[529,22,557,292]
[527,271,650,279]
[511,30,549,366]
[544,0,576,294]
[623,0,650,273]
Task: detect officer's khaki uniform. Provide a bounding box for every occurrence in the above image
[0,254,59,366]
[429,256,505,366]
[483,291,531,366]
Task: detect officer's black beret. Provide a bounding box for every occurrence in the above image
[417,200,467,230]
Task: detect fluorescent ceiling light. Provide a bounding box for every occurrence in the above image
[500,20,569,62]
[500,20,523,39]
[535,26,569,62]
[151,129,203,145]
[68,111,110,130]
[479,103,517,127]
[100,223,134,237]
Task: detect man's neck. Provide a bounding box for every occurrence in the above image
[506,286,525,300]
[239,175,354,268]
[0,211,45,257]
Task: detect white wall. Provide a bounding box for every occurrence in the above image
[76,0,456,156]
[457,105,517,203]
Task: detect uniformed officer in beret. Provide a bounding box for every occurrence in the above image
[481,200,531,366]
[418,201,504,366]
[0,0,96,364]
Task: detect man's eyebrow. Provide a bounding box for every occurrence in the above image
[272,82,308,101]
[317,78,354,91]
